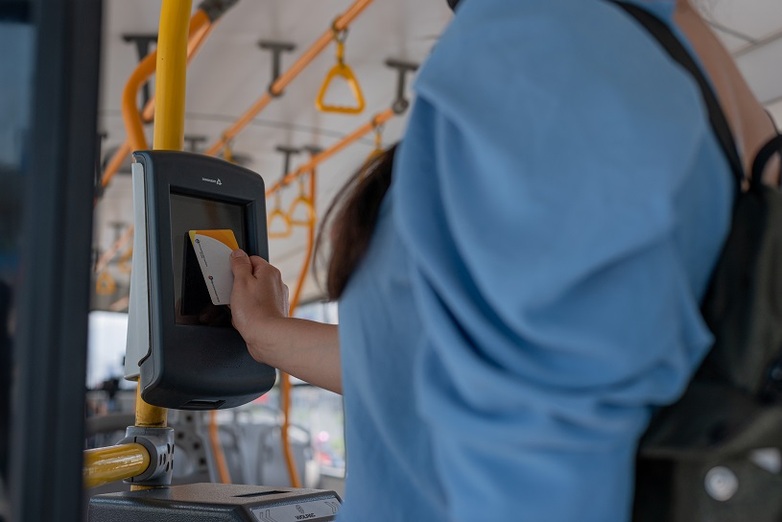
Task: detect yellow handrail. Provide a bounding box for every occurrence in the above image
[209,411,232,484]
[102,9,212,191]
[83,443,150,489]
[122,8,208,154]
[266,108,395,197]
[126,0,192,491]
[280,159,319,489]
[205,0,376,156]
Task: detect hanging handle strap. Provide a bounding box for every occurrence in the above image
[365,123,385,163]
[268,190,293,239]
[751,134,782,187]
[316,24,366,114]
[287,175,316,226]
[610,1,745,192]
[96,270,117,296]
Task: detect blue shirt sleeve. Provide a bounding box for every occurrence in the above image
[391,1,729,520]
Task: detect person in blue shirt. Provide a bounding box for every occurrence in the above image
[229,0,779,520]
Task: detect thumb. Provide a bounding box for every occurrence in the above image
[230,249,253,278]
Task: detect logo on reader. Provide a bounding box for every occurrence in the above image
[201,177,223,186]
[294,505,316,520]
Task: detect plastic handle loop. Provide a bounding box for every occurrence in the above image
[96,270,117,296]
[268,191,293,239]
[366,125,384,162]
[316,38,365,114]
[287,178,316,226]
[117,249,133,274]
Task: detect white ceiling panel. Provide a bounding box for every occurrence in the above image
[710,25,752,52]
[95,0,782,307]
[766,98,782,127]
[735,36,782,105]
[700,0,782,43]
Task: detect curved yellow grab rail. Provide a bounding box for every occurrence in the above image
[104,8,212,191]
[121,8,208,154]
[83,443,150,490]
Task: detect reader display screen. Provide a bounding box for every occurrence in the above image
[170,193,246,327]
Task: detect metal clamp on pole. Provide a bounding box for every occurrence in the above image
[259,41,297,97]
[385,58,418,114]
[117,426,176,486]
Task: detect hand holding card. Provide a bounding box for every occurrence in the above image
[188,229,240,305]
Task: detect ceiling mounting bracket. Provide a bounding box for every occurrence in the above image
[385,58,419,114]
[122,33,158,124]
[184,135,208,153]
[276,145,302,178]
[258,40,297,98]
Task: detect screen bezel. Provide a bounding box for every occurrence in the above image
[169,191,246,326]
[134,150,275,409]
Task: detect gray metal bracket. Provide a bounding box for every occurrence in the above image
[258,41,297,97]
[385,58,419,114]
[118,426,175,486]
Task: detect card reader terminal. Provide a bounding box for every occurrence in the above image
[125,151,276,410]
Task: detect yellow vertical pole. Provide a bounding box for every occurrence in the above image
[131,0,191,490]
[153,0,192,151]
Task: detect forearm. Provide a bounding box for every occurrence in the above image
[247,318,342,394]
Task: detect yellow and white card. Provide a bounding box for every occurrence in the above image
[188,229,240,305]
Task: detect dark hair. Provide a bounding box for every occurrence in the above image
[316,144,398,300]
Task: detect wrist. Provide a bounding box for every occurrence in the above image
[243,316,293,366]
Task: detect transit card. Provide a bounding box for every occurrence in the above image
[188,229,240,305]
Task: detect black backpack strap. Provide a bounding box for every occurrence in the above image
[751,133,782,186]
[610,1,745,192]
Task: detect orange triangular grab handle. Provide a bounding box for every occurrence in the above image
[268,207,293,239]
[117,248,133,274]
[96,270,117,296]
[366,125,385,163]
[287,178,316,227]
[268,191,293,239]
[316,39,365,115]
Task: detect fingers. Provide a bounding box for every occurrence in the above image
[249,255,269,278]
[251,256,290,315]
[230,249,253,279]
